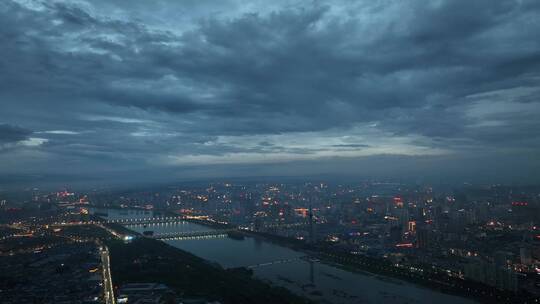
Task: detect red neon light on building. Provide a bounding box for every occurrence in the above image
[396,243,413,248]
[511,201,528,206]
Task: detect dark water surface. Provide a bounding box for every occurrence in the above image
[94,209,476,304]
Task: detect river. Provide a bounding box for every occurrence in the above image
[93,208,477,304]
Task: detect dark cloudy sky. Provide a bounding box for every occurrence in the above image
[1,0,540,188]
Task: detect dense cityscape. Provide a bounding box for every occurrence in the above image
[1,181,539,303]
[2,0,540,303]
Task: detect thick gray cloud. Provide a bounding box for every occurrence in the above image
[1,0,540,188]
[0,124,32,143]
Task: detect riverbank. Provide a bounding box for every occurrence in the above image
[105,237,312,304]
[180,218,529,304]
[115,216,538,303]
[241,229,537,304]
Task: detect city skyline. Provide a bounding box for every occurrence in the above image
[1,0,540,188]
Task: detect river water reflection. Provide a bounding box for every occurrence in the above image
[90,209,475,303]
[123,220,476,304]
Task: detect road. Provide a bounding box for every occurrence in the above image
[101,246,116,304]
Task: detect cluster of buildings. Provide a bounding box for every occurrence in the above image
[0,240,104,304]
[2,181,539,299]
[117,283,175,304]
[116,283,222,304]
[153,182,540,295]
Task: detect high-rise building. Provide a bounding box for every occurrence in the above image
[416,226,429,249]
[308,204,315,244]
[494,251,509,268]
[465,256,518,292]
[520,246,533,265]
[407,221,416,233]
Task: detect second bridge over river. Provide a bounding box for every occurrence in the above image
[245,256,307,269]
[147,228,238,241]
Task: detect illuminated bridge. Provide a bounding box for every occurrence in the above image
[101,216,187,225]
[99,217,310,230]
[148,229,238,241]
[262,222,309,229]
[246,256,306,268]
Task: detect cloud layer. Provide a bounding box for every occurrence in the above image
[1,0,540,187]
